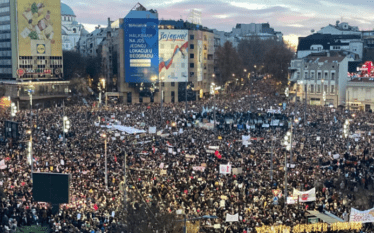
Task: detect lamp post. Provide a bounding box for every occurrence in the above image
[283,117,296,211]
[26,86,34,180]
[321,79,325,106]
[63,116,70,144]
[101,133,108,189]
[10,102,17,121]
[211,80,216,129]
[343,119,350,152]
[323,91,326,106]
[100,78,107,106]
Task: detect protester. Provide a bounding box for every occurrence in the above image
[0,77,373,233]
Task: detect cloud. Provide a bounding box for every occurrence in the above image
[64,0,374,41]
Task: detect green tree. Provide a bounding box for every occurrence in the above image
[214,41,243,86]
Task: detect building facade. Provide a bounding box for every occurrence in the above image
[112,10,214,104]
[231,23,283,42]
[0,0,69,106]
[289,53,354,107]
[346,78,374,111]
[297,33,363,60]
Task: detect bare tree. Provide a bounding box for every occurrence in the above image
[69,77,91,96]
[214,41,243,86]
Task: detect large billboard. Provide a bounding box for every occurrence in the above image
[159,29,188,82]
[123,11,159,83]
[197,31,203,82]
[17,0,62,56]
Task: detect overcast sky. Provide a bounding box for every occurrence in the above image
[62,0,374,46]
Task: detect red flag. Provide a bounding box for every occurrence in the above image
[215,150,219,156]
[217,154,222,159]
[114,155,117,162]
[93,204,98,211]
[152,146,155,154]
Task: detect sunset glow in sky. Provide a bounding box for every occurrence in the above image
[63,0,374,48]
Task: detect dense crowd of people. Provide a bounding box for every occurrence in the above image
[0,77,373,233]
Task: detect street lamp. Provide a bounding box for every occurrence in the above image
[323,91,326,106]
[343,119,350,151]
[101,133,108,189]
[63,116,70,144]
[10,102,17,120]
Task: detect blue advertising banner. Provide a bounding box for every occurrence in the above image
[123,11,159,83]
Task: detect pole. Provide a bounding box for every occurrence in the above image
[304,82,307,123]
[124,151,127,213]
[105,92,108,106]
[160,78,163,121]
[270,136,274,181]
[213,93,216,130]
[63,100,65,144]
[105,138,108,190]
[99,92,101,108]
[30,92,33,180]
[185,81,188,113]
[184,215,187,233]
[348,91,350,111]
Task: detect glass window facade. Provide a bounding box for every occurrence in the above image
[0,0,11,78]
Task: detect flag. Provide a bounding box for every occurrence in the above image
[93,204,98,211]
[114,155,117,162]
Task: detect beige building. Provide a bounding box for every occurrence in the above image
[289,52,354,107]
[346,78,374,111]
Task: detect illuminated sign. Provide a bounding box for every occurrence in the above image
[24,69,52,74]
[123,11,159,83]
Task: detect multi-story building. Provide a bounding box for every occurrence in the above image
[346,78,374,111]
[112,4,214,104]
[317,21,361,36]
[289,52,354,106]
[297,33,363,60]
[231,23,283,42]
[0,0,69,107]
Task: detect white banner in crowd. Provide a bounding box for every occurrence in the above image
[148,127,156,134]
[226,213,239,222]
[350,208,374,223]
[0,159,6,170]
[220,164,232,174]
[293,188,316,202]
[287,196,298,205]
[192,166,205,172]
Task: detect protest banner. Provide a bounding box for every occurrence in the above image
[220,164,232,174]
[293,188,316,202]
[226,213,239,222]
[192,166,205,172]
[232,168,243,175]
[350,207,374,223]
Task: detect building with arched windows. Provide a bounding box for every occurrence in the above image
[61,3,89,51]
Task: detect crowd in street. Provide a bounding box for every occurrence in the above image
[0,77,374,232]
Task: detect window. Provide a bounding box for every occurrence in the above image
[331,85,335,93]
[304,72,308,79]
[162,82,164,87]
[310,72,315,79]
[331,73,335,80]
[190,54,194,58]
[324,85,328,92]
[190,63,194,68]
[171,82,175,87]
[317,85,321,93]
[317,72,321,80]
[204,35,207,41]
[324,72,328,79]
[190,35,194,40]
[181,63,185,68]
[160,44,164,49]
[170,44,174,49]
[190,44,194,49]
[311,84,314,93]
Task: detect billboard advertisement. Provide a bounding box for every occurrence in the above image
[159,29,188,82]
[123,11,159,83]
[17,0,62,56]
[197,31,203,82]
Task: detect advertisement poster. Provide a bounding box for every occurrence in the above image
[18,0,62,56]
[350,208,374,223]
[158,29,188,82]
[123,11,159,83]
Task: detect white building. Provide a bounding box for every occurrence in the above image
[289,53,354,106]
[346,78,374,111]
[318,21,361,36]
[61,3,89,51]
